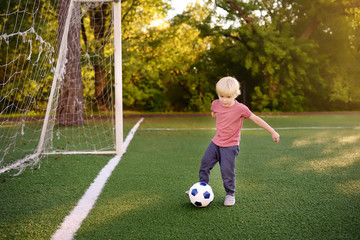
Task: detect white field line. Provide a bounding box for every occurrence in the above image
[51,118,144,240]
[140,126,360,131]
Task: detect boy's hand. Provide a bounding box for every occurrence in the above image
[211,111,216,119]
[272,131,280,144]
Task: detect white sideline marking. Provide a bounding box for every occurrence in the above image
[141,126,360,131]
[51,118,144,240]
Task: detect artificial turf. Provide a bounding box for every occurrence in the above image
[1,114,360,239]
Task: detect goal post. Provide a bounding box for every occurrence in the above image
[37,0,76,157]
[113,0,123,155]
[0,0,123,175]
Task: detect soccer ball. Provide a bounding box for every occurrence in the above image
[188,182,214,207]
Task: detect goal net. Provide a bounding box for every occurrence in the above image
[0,0,123,175]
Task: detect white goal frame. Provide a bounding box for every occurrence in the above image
[42,0,124,155]
[38,0,123,156]
[0,0,123,174]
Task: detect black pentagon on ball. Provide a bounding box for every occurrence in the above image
[203,191,211,199]
[191,188,198,196]
[194,201,202,207]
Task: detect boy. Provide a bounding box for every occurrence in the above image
[194,76,280,206]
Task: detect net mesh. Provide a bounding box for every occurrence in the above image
[0,0,116,175]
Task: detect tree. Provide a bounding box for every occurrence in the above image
[121,1,213,111]
[190,0,313,111]
[87,2,111,111]
[190,0,360,111]
[57,0,84,125]
[120,0,170,110]
[0,0,58,115]
[281,0,360,110]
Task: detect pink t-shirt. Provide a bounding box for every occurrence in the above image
[211,100,253,147]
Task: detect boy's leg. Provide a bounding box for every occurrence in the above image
[219,145,239,196]
[199,141,220,183]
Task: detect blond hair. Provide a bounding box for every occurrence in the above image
[216,77,241,96]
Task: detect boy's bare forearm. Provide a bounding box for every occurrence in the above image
[254,116,275,133]
[249,114,280,143]
[251,115,274,133]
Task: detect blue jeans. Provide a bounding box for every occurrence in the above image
[199,141,239,196]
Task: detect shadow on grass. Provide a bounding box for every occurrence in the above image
[238,128,360,239]
[74,128,360,240]
[1,116,360,239]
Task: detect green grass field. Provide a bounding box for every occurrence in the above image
[1,114,360,239]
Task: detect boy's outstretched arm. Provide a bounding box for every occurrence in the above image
[249,114,280,143]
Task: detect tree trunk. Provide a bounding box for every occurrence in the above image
[57,0,84,126]
[94,64,107,111]
[300,17,319,39]
[90,3,109,111]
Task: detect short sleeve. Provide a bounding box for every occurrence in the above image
[211,100,219,112]
[240,104,252,119]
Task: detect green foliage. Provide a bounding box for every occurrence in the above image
[0,0,58,114]
[121,1,212,112]
[1,0,360,114]
[186,0,360,112]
